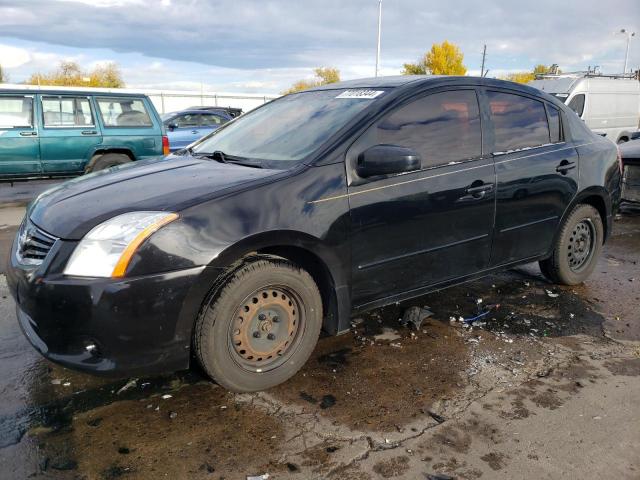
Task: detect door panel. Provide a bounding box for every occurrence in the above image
[0,95,41,176]
[491,145,578,263]
[482,90,579,265]
[38,95,103,173]
[347,88,496,307]
[349,160,496,306]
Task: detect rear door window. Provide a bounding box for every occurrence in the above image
[42,96,93,127]
[374,89,482,167]
[96,97,153,127]
[487,91,550,152]
[0,96,33,128]
[567,94,585,117]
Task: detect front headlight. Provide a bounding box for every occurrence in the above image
[64,211,179,278]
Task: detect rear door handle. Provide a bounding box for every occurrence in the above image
[556,160,576,174]
[191,130,199,134]
[81,130,98,135]
[19,131,37,137]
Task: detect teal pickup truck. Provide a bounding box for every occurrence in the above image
[0,89,169,179]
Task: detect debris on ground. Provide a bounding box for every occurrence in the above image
[320,395,336,409]
[161,394,172,400]
[246,474,269,480]
[464,303,500,324]
[116,378,138,395]
[545,289,560,298]
[169,411,178,419]
[399,305,433,330]
[374,327,401,342]
[427,410,446,424]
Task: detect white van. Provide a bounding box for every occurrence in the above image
[529,74,640,143]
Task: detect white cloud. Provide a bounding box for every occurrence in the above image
[0,44,31,68]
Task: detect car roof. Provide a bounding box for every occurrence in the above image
[308,75,550,97]
[0,86,148,97]
[165,109,232,117]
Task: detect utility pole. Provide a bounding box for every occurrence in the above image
[480,44,487,77]
[375,0,382,77]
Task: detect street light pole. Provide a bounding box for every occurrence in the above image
[619,29,636,74]
[375,0,382,77]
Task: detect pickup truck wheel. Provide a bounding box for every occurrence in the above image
[86,153,131,173]
[539,204,603,285]
[194,259,322,392]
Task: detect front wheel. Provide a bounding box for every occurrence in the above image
[539,204,603,285]
[193,259,322,392]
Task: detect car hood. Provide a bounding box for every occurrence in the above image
[29,155,282,240]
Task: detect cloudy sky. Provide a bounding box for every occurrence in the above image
[0,0,638,93]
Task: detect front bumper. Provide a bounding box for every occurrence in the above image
[7,235,213,378]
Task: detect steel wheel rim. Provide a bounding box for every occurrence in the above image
[567,219,595,272]
[228,285,304,372]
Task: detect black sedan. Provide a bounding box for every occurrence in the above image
[7,76,621,392]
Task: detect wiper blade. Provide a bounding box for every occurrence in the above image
[210,150,227,163]
[225,158,263,169]
[194,150,262,168]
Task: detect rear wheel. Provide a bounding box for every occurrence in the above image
[194,259,322,392]
[539,204,603,285]
[86,153,131,173]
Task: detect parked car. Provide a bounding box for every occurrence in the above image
[162,108,232,152]
[8,76,621,392]
[0,89,168,179]
[620,139,640,203]
[529,73,640,143]
[186,106,243,117]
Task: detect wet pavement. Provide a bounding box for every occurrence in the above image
[0,203,638,479]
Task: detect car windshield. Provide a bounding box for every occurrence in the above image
[191,88,388,162]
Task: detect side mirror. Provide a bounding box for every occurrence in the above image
[356,145,421,178]
[167,122,178,131]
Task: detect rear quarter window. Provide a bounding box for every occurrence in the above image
[96,97,153,127]
[546,105,561,143]
[487,91,550,152]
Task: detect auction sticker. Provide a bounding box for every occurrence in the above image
[336,89,384,99]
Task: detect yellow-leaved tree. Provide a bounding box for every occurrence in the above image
[283,67,340,94]
[27,61,125,88]
[402,41,467,76]
[501,64,562,84]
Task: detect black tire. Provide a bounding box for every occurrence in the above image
[86,153,131,173]
[194,259,322,392]
[539,204,603,285]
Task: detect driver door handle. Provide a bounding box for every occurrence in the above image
[81,130,98,135]
[465,183,494,197]
[19,131,37,136]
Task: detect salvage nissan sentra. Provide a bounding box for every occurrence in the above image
[7,76,621,392]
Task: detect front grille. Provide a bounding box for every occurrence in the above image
[16,219,58,266]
